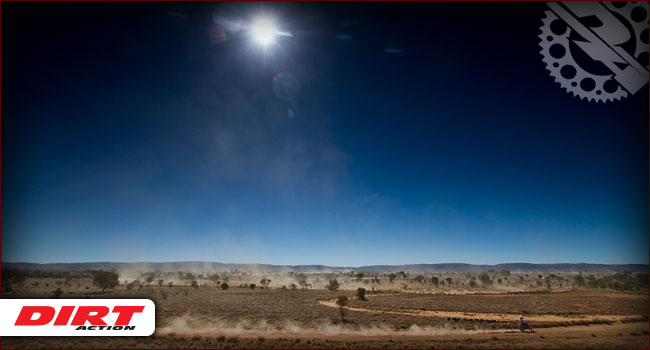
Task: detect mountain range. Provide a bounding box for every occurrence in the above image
[4,261,647,273]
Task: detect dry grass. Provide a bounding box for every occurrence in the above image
[1,278,648,349]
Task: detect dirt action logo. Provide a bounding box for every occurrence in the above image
[539,1,649,102]
[0,299,155,336]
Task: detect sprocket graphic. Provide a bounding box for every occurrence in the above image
[539,2,649,103]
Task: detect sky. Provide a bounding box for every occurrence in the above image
[2,2,648,266]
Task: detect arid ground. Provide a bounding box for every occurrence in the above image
[2,274,648,349]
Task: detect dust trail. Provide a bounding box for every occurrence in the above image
[155,316,509,338]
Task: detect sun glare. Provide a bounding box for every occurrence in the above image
[251,18,277,46]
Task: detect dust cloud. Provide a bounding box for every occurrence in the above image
[155,316,498,338]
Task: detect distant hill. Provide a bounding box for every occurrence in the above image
[3,261,647,273]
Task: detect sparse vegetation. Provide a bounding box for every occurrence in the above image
[1,267,26,292]
[1,266,648,349]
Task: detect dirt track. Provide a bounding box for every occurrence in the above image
[318,297,641,324]
[3,285,648,348]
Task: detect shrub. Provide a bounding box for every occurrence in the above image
[168,282,173,288]
[356,288,367,301]
[191,280,199,289]
[53,288,63,298]
[478,273,492,286]
[430,276,439,287]
[250,284,257,289]
[327,279,340,291]
[220,283,229,290]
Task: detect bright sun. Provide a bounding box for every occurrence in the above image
[251,19,276,46]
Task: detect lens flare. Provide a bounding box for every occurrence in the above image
[251,18,276,46]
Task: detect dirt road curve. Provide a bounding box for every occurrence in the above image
[317,298,639,323]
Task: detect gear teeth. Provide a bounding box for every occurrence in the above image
[538,9,629,103]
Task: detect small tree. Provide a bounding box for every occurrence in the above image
[220,282,229,290]
[388,273,397,283]
[356,287,367,301]
[336,296,349,322]
[157,279,164,287]
[93,270,119,293]
[295,273,310,290]
[327,279,340,291]
[430,276,439,287]
[478,273,492,286]
[191,280,199,289]
[572,275,585,288]
[168,281,173,288]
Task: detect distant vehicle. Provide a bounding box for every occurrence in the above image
[519,317,535,333]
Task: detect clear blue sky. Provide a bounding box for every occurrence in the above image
[2,2,648,265]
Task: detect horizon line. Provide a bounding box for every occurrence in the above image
[3,260,648,268]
